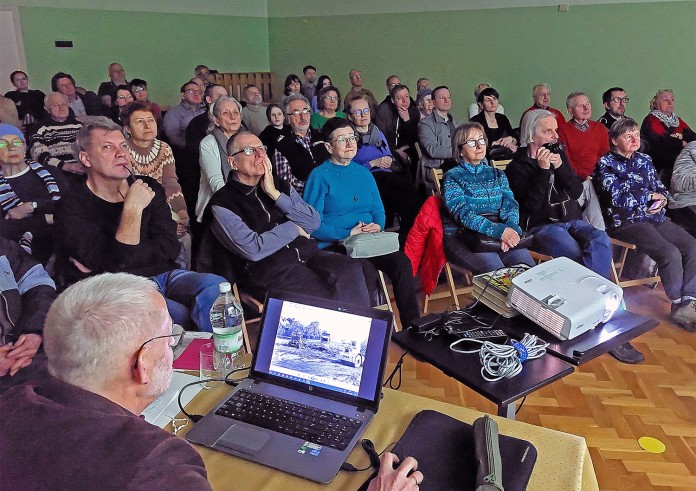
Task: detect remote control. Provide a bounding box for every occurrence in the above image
[455,329,508,343]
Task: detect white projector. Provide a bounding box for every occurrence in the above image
[507,257,623,340]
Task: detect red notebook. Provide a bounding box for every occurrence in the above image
[173,338,210,370]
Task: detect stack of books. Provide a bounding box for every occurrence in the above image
[472,264,531,317]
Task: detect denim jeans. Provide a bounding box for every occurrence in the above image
[530,219,612,279]
[444,235,535,274]
[150,269,226,332]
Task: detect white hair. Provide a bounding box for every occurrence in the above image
[520,109,555,146]
[44,273,163,391]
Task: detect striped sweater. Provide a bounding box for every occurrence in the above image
[29,120,81,168]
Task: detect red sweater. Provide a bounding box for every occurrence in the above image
[520,105,566,127]
[557,120,609,180]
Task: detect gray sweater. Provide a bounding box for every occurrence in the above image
[669,141,696,209]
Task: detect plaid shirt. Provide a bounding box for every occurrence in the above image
[272,133,314,195]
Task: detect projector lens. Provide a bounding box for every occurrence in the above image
[602,292,621,322]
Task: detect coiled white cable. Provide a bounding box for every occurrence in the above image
[450,333,549,382]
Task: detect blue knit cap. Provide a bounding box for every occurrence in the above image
[0,124,24,142]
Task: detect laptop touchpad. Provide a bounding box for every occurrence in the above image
[217,425,271,454]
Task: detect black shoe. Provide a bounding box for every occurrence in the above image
[609,342,645,364]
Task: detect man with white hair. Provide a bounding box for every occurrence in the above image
[0,273,212,490]
[519,83,566,126]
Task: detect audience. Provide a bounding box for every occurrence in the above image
[311,74,333,112]
[51,72,102,118]
[669,140,696,236]
[310,85,345,130]
[0,236,55,393]
[418,85,461,189]
[595,118,696,332]
[343,69,378,115]
[416,77,430,91]
[163,81,205,152]
[640,89,696,186]
[110,84,134,124]
[54,117,225,331]
[281,73,302,103]
[199,130,370,305]
[304,118,420,328]
[195,65,212,88]
[416,88,433,120]
[520,83,565,126]
[0,124,68,263]
[375,84,420,170]
[4,71,46,126]
[469,87,517,157]
[129,78,162,123]
[468,83,505,119]
[195,96,243,223]
[301,64,317,101]
[97,63,128,110]
[273,94,329,195]
[241,84,267,136]
[259,103,286,157]
[598,87,629,130]
[0,95,20,128]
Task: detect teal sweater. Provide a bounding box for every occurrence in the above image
[443,159,522,238]
[304,160,385,248]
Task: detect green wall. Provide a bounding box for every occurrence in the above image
[268,2,696,124]
[18,7,270,107]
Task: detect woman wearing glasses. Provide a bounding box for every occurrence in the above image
[443,122,533,273]
[304,118,420,328]
[0,124,68,263]
[310,85,345,130]
[110,85,134,125]
[195,96,243,223]
[200,130,371,306]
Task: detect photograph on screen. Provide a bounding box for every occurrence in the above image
[268,301,372,396]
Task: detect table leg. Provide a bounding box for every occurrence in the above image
[498,402,516,420]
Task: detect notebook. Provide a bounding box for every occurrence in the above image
[185,290,394,483]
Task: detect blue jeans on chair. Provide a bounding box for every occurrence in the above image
[530,220,612,279]
[150,269,226,332]
[444,235,535,274]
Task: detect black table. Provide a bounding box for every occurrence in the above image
[392,329,574,419]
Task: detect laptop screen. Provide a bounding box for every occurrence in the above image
[251,291,392,411]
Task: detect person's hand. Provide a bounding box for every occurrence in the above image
[0,345,13,377]
[61,161,87,175]
[671,132,683,140]
[350,222,366,236]
[500,227,520,250]
[3,333,42,376]
[535,147,552,169]
[260,156,281,200]
[369,158,384,169]
[176,216,190,238]
[296,224,310,238]
[647,193,667,214]
[361,222,382,233]
[380,157,393,169]
[5,202,34,220]
[123,179,155,213]
[366,453,423,491]
[397,106,411,122]
[70,257,93,273]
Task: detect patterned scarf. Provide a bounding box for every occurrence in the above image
[0,160,61,212]
[650,110,680,128]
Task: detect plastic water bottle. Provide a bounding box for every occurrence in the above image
[210,282,244,373]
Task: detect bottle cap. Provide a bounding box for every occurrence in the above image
[218,282,232,293]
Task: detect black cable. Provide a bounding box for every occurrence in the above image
[383,351,406,390]
[176,365,250,423]
[515,395,527,415]
[341,440,398,472]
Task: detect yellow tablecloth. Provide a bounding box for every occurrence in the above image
[176,386,598,490]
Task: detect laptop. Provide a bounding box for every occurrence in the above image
[185,290,394,483]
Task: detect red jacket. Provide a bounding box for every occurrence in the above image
[404,196,446,295]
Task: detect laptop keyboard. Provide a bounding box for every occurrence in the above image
[215,389,363,450]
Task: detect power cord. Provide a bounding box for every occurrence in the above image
[176,365,250,423]
[383,351,407,390]
[341,439,397,472]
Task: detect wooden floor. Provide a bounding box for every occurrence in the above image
[387,285,696,491]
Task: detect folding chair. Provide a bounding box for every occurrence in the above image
[609,238,661,288]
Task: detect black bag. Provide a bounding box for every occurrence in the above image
[488,145,514,161]
[460,213,534,253]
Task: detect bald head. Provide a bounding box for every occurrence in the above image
[45,92,70,122]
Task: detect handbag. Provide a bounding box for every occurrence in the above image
[340,231,399,258]
[460,213,533,253]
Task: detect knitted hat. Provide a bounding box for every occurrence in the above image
[416,88,432,105]
[0,124,24,142]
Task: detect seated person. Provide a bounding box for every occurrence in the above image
[259,103,287,158]
[0,124,68,263]
[443,122,534,273]
[240,84,267,136]
[0,272,421,491]
[4,70,46,127]
[508,110,641,363]
[375,84,421,178]
[195,96,242,223]
[29,92,85,177]
[595,118,696,332]
[348,96,421,242]
[51,71,102,119]
[123,102,191,269]
[469,87,517,157]
[416,88,433,120]
[110,85,133,125]
[54,117,225,331]
[304,118,420,328]
[129,78,162,124]
[669,140,696,236]
[199,131,370,306]
[641,89,696,186]
[310,85,345,130]
[280,73,302,104]
[311,75,333,113]
[0,236,56,392]
[468,83,505,119]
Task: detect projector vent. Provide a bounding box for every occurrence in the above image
[509,288,564,337]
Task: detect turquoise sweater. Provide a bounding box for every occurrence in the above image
[304,160,386,248]
[443,159,522,238]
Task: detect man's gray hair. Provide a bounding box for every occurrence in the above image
[226,129,255,156]
[44,91,68,108]
[281,93,310,117]
[565,91,587,109]
[532,83,551,96]
[75,116,123,152]
[207,95,242,133]
[520,109,554,146]
[43,273,163,391]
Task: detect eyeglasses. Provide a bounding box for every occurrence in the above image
[230,145,267,157]
[131,85,146,92]
[132,333,184,369]
[460,138,486,148]
[330,135,357,145]
[0,139,24,149]
[186,89,202,95]
[323,96,339,101]
[352,108,370,116]
[287,108,310,117]
[116,94,133,101]
[610,97,629,104]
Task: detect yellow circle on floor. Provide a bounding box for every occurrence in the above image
[638,436,666,453]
